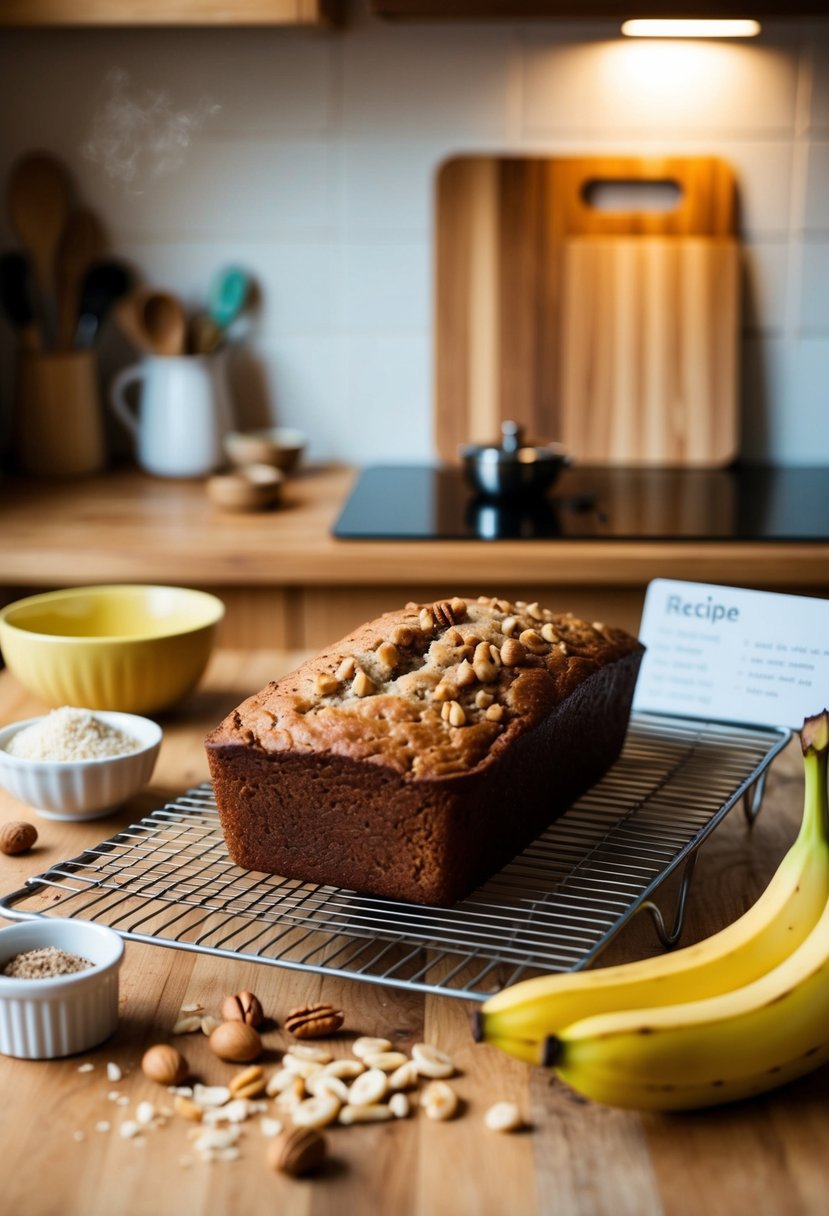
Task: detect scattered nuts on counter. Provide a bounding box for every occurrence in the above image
[0,820,38,855]
[267,1126,327,1178]
[172,1015,202,1035]
[412,1042,455,1079]
[141,1044,189,1086]
[483,1101,523,1133]
[352,1036,392,1060]
[220,990,264,1028]
[284,1002,344,1039]
[173,1095,203,1122]
[228,1065,267,1100]
[421,1080,459,1121]
[208,1020,263,1062]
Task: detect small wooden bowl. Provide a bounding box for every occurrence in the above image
[206,464,284,512]
[223,428,307,473]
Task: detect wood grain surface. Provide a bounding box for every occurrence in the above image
[0,651,827,1216]
[435,155,739,466]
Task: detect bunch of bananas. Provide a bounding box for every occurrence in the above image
[475,710,829,1111]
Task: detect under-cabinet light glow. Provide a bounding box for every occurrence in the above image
[622,19,762,38]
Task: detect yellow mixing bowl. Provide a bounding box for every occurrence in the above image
[0,585,225,714]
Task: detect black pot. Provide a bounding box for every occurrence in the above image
[460,421,570,500]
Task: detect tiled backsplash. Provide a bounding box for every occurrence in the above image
[0,1,827,464]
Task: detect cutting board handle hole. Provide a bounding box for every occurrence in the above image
[582,179,683,214]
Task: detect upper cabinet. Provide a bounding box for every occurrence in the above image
[0,0,339,26]
[372,1,827,16]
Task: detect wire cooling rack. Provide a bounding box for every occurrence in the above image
[0,713,790,1002]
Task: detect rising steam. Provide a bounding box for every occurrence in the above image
[82,68,220,193]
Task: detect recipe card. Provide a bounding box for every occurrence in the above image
[633,579,829,729]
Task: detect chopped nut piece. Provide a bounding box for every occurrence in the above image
[475,689,494,710]
[292,1093,340,1130]
[285,1003,344,1039]
[456,659,477,687]
[106,1062,122,1083]
[172,1016,203,1035]
[174,1095,204,1122]
[336,656,357,681]
[448,701,467,728]
[474,659,498,683]
[419,608,435,633]
[486,705,505,723]
[77,1063,95,1074]
[444,627,463,646]
[377,641,399,669]
[500,638,526,667]
[282,1055,324,1080]
[266,1069,299,1097]
[119,1121,141,1140]
[260,1117,283,1139]
[180,1002,202,1013]
[501,616,518,637]
[362,1050,409,1072]
[412,1042,455,1079]
[203,1099,251,1125]
[527,602,543,621]
[229,1065,266,1098]
[389,1093,410,1119]
[353,1035,392,1059]
[421,1080,458,1121]
[519,628,547,655]
[315,673,340,697]
[392,625,414,648]
[135,1102,155,1126]
[388,1059,419,1091]
[192,1084,232,1108]
[288,1043,332,1064]
[339,1104,393,1125]
[306,1074,350,1104]
[541,623,559,644]
[322,1059,365,1080]
[434,681,457,703]
[352,670,375,698]
[200,1016,221,1036]
[347,1068,388,1107]
[484,1101,523,1132]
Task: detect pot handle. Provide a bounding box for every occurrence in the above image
[108,363,145,441]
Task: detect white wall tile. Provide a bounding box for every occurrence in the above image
[804,142,829,233]
[237,335,348,457]
[340,240,430,333]
[808,37,829,131]
[742,336,829,463]
[523,35,798,136]
[344,334,433,462]
[799,243,829,331]
[343,20,519,138]
[742,243,790,334]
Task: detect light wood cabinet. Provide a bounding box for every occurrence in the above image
[0,0,339,27]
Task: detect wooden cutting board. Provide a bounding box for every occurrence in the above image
[435,155,740,466]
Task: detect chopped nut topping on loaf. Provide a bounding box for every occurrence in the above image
[209,597,641,781]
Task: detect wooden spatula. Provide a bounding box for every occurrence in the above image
[7,152,71,346]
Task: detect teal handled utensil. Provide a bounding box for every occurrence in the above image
[208,265,251,330]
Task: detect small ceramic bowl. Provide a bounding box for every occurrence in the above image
[0,585,224,714]
[0,919,124,1059]
[223,427,307,473]
[0,711,162,821]
[206,463,284,512]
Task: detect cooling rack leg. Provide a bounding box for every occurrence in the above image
[640,851,699,949]
[742,770,769,827]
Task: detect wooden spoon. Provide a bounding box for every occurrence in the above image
[115,287,186,357]
[7,152,71,344]
[56,208,106,350]
[143,291,186,356]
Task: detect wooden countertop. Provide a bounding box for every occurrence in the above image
[0,651,826,1216]
[0,466,826,589]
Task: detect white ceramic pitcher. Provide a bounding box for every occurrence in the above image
[109,353,233,478]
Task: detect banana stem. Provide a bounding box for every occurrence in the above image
[799,710,829,846]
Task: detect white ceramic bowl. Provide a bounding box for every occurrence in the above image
[0,919,124,1059]
[0,711,162,821]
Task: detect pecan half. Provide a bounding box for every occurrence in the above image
[432,600,458,629]
[284,1003,344,1040]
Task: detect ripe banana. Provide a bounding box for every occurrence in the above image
[477,710,829,1064]
[544,865,829,1110]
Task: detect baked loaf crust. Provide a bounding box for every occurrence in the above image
[205,596,644,906]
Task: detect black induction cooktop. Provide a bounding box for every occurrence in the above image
[332,464,829,541]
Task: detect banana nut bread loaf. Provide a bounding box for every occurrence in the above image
[205,596,644,906]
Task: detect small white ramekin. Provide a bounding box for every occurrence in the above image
[0,919,124,1059]
[0,711,162,821]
